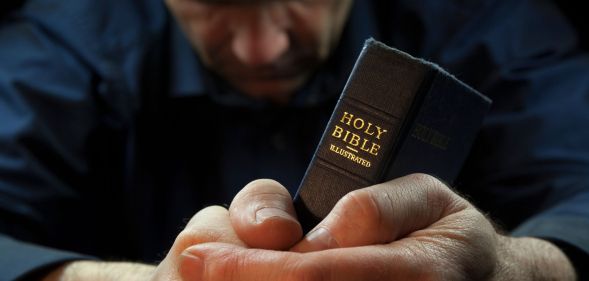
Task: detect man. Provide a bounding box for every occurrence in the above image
[0,0,588,280]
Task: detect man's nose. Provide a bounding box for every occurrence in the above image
[231,6,290,67]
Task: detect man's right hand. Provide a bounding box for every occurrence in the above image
[40,206,243,281]
[154,179,302,281]
[40,179,300,281]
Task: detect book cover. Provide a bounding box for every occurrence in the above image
[293,39,492,232]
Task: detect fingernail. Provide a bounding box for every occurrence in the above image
[179,252,204,281]
[305,227,339,250]
[255,207,291,223]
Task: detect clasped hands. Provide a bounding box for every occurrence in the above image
[151,174,574,281]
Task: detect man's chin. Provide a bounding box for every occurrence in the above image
[232,76,309,103]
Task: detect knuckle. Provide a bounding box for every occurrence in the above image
[340,190,373,215]
[406,173,446,188]
[173,228,220,252]
[405,173,470,216]
[179,227,206,241]
[173,230,198,249]
[406,173,452,201]
[205,205,229,213]
[338,189,381,225]
[189,205,228,224]
[175,229,196,246]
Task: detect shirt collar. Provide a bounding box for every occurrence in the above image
[167,22,206,97]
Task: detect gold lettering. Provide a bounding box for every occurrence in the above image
[352,118,365,130]
[342,130,351,142]
[363,122,375,136]
[329,144,371,168]
[340,112,354,125]
[411,124,450,150]
[330,144,337,152]
[332,125,344,138]
[360,138,371,152]
[332,112,390,157]
[375,126,387,140]
[349,133,361,146]
[369,143,381,156]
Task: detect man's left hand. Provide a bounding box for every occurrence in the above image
[177,174,576,280]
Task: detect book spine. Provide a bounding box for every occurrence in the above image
[294,40,430,231]
[385,71,492,183]
[294,40,492,232]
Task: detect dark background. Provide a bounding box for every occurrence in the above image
[1,1,587,49]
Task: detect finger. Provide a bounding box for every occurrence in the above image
[179,242,429,281]
[171,205,246,257]
[154,206,245,281]
[229,179,302,250]
[292,173,470,252]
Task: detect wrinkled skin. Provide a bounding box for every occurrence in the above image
[150,174,574,281]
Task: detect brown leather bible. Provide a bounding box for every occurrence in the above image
[293,39,492,232]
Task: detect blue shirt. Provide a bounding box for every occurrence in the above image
[1,0,589,280]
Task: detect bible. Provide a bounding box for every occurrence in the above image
[293,39,492,232]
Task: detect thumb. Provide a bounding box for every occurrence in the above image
[292,173,469,252]
[229,179,302,250]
